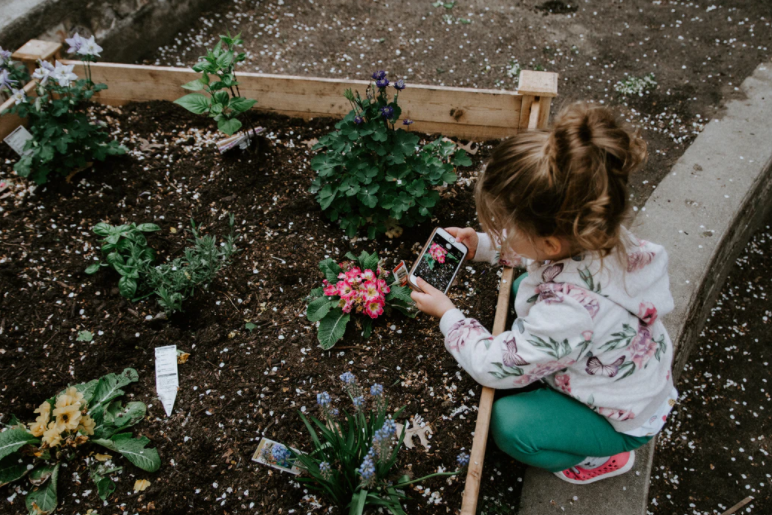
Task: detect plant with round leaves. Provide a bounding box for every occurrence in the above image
[306,250,415,349]
[309,71,473,239]
[0,369,160,515]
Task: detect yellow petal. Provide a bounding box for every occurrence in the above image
[177,352,190,364]
[134,479,151,492]
[94,453,112,462]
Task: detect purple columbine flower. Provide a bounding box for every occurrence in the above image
[402,119,414,126]
[0,47,11,66]
[354,116,364,125]
[375,78,389,89]
[380,106,394,119]
[394,79,406,90]
[0,69,16,91]
[65,33,84,54]
[371,70,386,81]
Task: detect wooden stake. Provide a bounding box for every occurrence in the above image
[721,496,754,515]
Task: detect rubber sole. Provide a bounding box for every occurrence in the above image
[553,451,636,485]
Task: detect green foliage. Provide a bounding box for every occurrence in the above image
[306,250,415,349]
[174,32,257,136]
[309,73,472,239]
[290,375,458,514]
[2,49,125,185]
[86,216,239,313]
[0,369,158,513]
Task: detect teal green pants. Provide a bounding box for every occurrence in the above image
[493,273,651,472]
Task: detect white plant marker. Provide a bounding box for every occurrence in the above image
[3,126,33,156]
[155,345,179,417]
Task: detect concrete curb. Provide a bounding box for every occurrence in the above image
[518,58,772,515]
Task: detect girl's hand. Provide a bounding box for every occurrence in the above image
[445,227,478,261]
[410,277,456,319]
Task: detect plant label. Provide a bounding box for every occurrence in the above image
[217,127,265,154]
[3,126,33,156]
[393,260,408,286]
[154,345,179,417]
[252,438,302,475]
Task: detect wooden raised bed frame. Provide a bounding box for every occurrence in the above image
[1,40,557,515]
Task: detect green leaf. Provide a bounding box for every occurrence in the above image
[356,184,379,209]
[76,330,93,342]
[350,489,368,515]
[92,223,112,237]
[28,464,56,486]
[181,78,207,91]
[118,276,137,298]
[392,131,419,158]
[85,263,102,275]
[218,117,242,136]
[25,463,59,515]
[93,472,116,500]
[318,259,342,283]
[453,149,473,167]
[0,429,39,461]
[174,93,211,115]
[317,308,350,350]
[0,453,31,487]
[229,97,257,113]
[136,223,161,232]
[105,401,147,429]
[361,251,379,272]
[307,296,333,323]
[88,368,139,416]
[92,433,160,472]
[245,322,257,333]
[386,285,413,305]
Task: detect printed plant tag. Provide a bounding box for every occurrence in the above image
[154,345,179,417]
[393,260,408,286]
[3,126,33,156]
[252,438,302,475]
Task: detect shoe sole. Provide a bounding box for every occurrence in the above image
[553,451,636,485]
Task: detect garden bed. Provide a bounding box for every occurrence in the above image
[0,100,525,514]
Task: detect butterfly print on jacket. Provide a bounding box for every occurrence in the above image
[585,354,625,378]
[502,335,530,368]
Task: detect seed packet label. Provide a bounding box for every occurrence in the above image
[154,345,179,417]
[252,438,302,475]
[3,126,33,156]
[393,260,408,286]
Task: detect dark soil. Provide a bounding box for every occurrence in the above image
[143,0,772,208]
[0,101,523,514]
[648,219,772,514]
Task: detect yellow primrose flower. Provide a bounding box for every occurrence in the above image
[34,401,51,418]
[78,415,96,436]
[42,422,63,448]
[55,387,84,408]
[53,403,81,431]
[29,415,48,437]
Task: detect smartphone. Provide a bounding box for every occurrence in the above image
[409,228,468,294]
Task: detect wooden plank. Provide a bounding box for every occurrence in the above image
[528,99,541,130]
[62,61,524,139]
[518,95,535,132]
[0,81,37,140]
[518,70,559,97]
[12,40,62,73]
[460,266,515,515]
[537,96,552,129]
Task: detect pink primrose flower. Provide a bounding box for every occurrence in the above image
[377,278,390,295]
[362,269,376,282]
[429,243,447,263]
[365,297,385,319]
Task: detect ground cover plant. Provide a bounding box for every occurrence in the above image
[306,250,414,348]
[2,34,125,185]
[310,71,472,238]
[0,369,159,514]
[86,216,239,313]
[174,32,260,139]
[285,373,459,514]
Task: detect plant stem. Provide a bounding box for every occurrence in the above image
[392,470,459,488]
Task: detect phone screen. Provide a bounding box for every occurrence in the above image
[413,232,465,293]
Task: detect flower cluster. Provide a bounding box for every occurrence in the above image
[29,387,95,449]
[428,242,448,264]
[65,33,103,58]
[32,60,78,89]
[357,418,398,487]
[322,261,392,319]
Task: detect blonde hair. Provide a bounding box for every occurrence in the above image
[475,102,647,259]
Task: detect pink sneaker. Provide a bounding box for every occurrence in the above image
[554,451,635,485]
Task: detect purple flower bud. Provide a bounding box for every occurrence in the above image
[375,78,389,89]
[394,79,406,90]
[402,119,414,126]
[354,116,364,125]
[380,106,394,119]
[371,70,387,81]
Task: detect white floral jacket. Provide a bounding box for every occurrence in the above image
[439,229,676,433]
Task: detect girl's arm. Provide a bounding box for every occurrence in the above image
[439,295,594,389]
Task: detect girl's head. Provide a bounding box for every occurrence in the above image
[476,102,647,261]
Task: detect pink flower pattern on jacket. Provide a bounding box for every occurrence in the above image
[554,373,571,393]
[629,302,659,368]
[627,241,656,273]
[446,318,489,352]
[596,407,636,421]
[512,358,576,387]
[534,264,601,319]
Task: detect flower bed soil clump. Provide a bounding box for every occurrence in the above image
[0,101,525,514]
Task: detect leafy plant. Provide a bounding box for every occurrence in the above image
[1,34,126,185]
[309,71,472,239]
[613,73,657,97]
[174,32,259,138]
[287,373,459,514]
[85,217,238,313]
[0,369,159,514]
[306,250,415,349]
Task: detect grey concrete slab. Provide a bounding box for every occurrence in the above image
[518,59,772,515]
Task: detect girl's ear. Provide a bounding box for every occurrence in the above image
[541,236,564,259]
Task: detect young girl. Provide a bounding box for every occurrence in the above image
[410,102,677,484]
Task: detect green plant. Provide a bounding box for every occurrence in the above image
[86,222,160,298]
[0,369,160,514]
[309,71,472,239]
[288,373,459,514]
[1,34,126,185]
[85,217,238,313]
[174,32,258,138]
[614,73,657,97]
[306,250,415,349]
